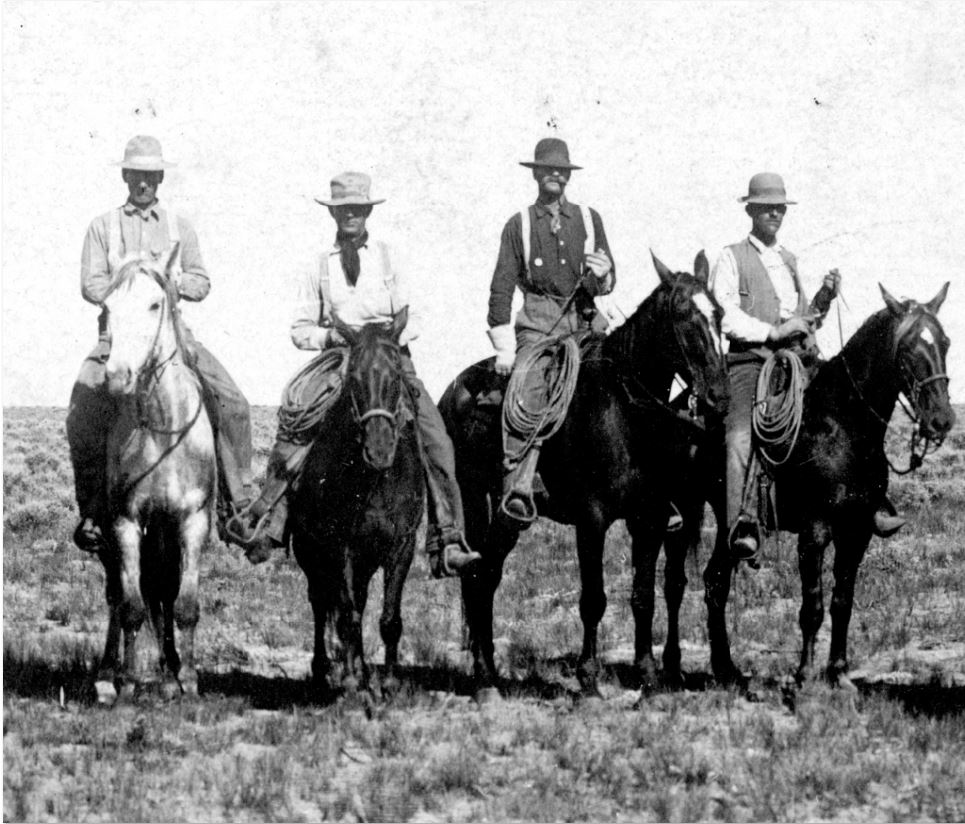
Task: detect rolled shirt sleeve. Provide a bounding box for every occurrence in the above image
[174,216,210,302]
[290,254,331,350]
[80,217,111,305]
[709,246,773,345]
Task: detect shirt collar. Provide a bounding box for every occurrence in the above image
[534,196,574,219]
[123,200,161,221]
[748,233,784,256]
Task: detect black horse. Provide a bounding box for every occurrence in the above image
[666,283,955,690]
[290,311,424,699]
[439,255,730,700]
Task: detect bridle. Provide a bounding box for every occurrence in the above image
[841,303,950,473]
[346,339,411,459]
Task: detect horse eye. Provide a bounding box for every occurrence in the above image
[149,301,162,312]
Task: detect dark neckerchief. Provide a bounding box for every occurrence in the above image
[336,230,369,287]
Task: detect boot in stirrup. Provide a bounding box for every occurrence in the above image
[427,528,481,579]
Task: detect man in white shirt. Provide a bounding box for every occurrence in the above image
[229,172,480,576]
[710,172,841,566]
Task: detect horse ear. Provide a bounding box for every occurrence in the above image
[390,306,409,343]
[334,316,359,347]
[925,281,950,315]
[879,283,903,316]
[693,250,709,285]
[651,250,675,286]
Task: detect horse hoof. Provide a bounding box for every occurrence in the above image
[830,671,858,693]
[118,682,136,703]
[474,687,502,706]
[381,676,401,700]
[160,679,182,702]
[94,680,117,707]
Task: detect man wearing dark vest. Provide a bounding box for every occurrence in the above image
[487,138,615,525]
[67,135,254,553]
[711,172,904,567]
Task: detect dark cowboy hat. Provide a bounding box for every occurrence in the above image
[315,171,386,207]
[738,172,797,205]
[519,137,582,170]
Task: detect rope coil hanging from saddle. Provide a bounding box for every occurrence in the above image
[753,348,806,467]
[502,335,582,466]
[277,348,350,444]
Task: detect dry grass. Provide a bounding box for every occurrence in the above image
[4,405,965,822]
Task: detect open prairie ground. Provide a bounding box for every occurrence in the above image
[4,405,965,822]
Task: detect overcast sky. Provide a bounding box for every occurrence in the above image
[3,0,964,406]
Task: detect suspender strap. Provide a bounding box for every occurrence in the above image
[518,204,595,282]
[318,251,334,326]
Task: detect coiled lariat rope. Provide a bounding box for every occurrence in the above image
[277,348,350,444]
[753,349,806,467]
[502,335,582,465]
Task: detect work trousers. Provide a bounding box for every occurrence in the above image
[724,360,764,535]
[66,331,253,522]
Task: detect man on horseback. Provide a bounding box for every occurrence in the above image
[487,138,616,526]
[67,135,254,554]
[711,171,904,567]
[228,172,481,577]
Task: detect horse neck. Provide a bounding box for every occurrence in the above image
[131,307,201,433]
[604,290,677,391]
[831,311,901,426]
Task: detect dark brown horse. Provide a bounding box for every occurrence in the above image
[289,311,424,699]
[439,255,730,700]
[667,283,954,691]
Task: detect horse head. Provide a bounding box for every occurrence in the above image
[336,308,411,471]
[103,244,181,396]
[881,281,955,444]
[650,250,730,417]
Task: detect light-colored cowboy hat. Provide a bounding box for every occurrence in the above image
[113,135,176,171]
[314,172,385,207]
[519,137,582,170]
[738,172,797,205]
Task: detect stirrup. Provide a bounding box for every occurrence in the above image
[223,504,272,549]
[429,541,481,579]
[666,502,683,533]
[499,492,538,527]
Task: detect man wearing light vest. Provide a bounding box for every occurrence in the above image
[487,138,616,526]
[66,135,253,554]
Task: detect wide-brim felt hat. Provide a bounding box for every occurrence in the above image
[519,137,582,170]
[113,135,175,171]
[315,171,385,206]
[738,172,796,205]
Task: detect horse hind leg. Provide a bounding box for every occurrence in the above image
[703,502,745,688]
[626,512,664,694]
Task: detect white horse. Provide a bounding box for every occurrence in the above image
[96,244,216,704]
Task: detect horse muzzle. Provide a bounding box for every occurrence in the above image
[104,362,136,396]
[361,417,399,471]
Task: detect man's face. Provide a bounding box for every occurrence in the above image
[747,202,787,241]
[532,165,571,199]
[123,169,163,208]
[330,204,372,237]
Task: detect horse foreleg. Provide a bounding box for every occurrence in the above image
[338,550,370,696]
[576,521,607,697]
[827,521,872,689]
[627,512,664,693]
[703,508,744,687]
[796,521,831,685]
[173,509,207,699]
[662,510,698,690]
[115,518,146,701]
[380,536,415,698]
[96,548,123,706]
[293,535,334,699]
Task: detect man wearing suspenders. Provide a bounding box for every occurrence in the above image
[228,172,480,576]
[487,138,616,526]
[67,135,254,553]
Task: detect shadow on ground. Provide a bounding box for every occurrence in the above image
[5,645,963,718]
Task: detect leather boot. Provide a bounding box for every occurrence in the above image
[73,516,106,554]
[499,448,540,527]
[427,528,481,578]
[729,519,761,570]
